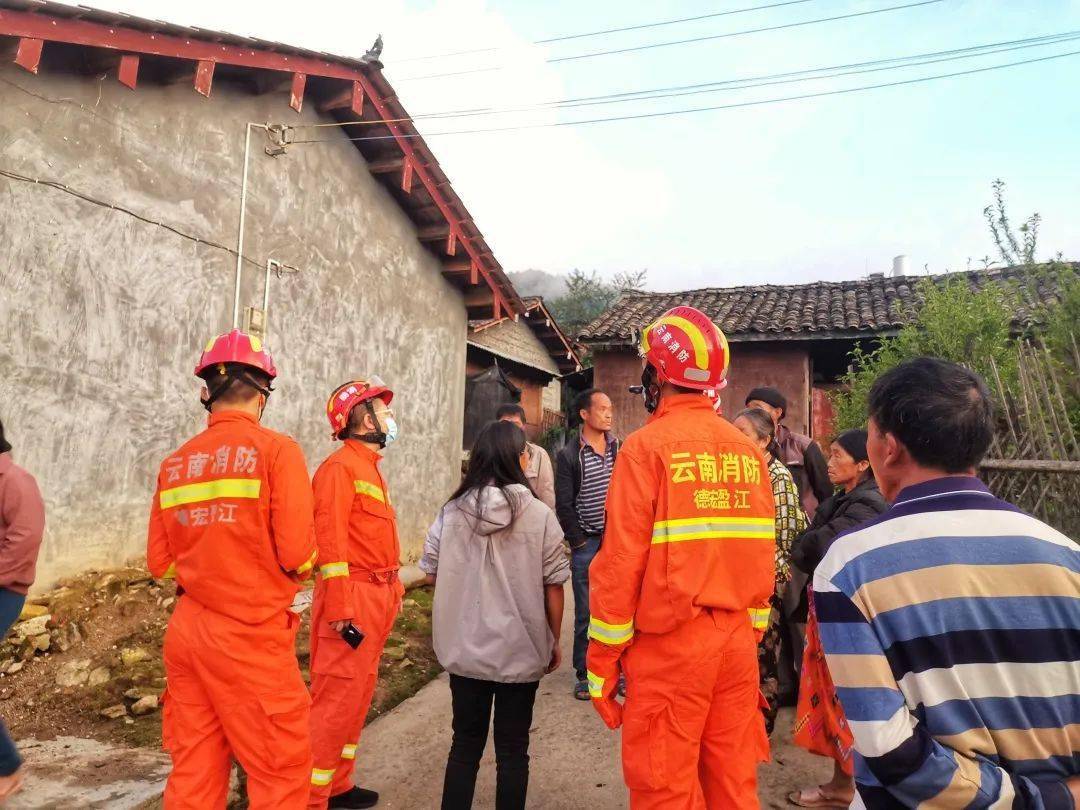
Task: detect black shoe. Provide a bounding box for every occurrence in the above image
[329,786,380,809]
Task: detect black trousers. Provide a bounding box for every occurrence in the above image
[441,674,539,810]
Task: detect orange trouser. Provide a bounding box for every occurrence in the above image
[307,576,402,808]
[162,596,312,810]
[621,608,766,810]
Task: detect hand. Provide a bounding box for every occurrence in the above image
[592,694,624,730]
[329,619,352,633]
[0,768,24,801]
[546,644,562,674]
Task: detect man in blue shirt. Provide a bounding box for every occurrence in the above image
[816,358,1080,808]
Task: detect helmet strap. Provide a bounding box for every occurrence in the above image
[347,399,387,449]
[201,368,274,413]
[640,365,661,414]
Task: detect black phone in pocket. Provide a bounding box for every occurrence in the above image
[341,623,366,650]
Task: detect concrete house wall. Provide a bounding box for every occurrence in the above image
[0,64,467,587]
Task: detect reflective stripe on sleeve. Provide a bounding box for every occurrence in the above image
[748,607,771,631]
[319,561,349,579]
[587,670,605,699]
[341,743,357,760]
[354,480,386,503]
[311,768,334,786]
[296,550,317,577]
[160,478,261,509]
[588,616,634,646]
[651,516,775,544]
[161,562,177,580]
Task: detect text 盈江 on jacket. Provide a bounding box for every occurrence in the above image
[419,484,570,683]
[553,431,620,549]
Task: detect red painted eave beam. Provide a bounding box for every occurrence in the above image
[0,6,518,317]
[0,7,375,83]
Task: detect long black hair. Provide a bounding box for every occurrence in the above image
[733,407,783,462]
[449,420,532,509]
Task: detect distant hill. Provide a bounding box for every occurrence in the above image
[508,269,567,302]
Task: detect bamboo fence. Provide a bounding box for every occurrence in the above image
[982,336,1080,539]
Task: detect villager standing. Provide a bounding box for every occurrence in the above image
[496,403,556,509]
[745,387,832,519]
[420,420,568,810]
[731,407,807,735]
[147,330,318,809]
[0,416,46,802]
[587,307,775,808]
[554,389,619,701]
[817,358,1080,807]
[308,379,404,810]
[787,428,886,809]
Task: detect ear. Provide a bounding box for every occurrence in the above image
[882,432,903,468]
[199,386,210,404]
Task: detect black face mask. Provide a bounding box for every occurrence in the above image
[628,365,662,413]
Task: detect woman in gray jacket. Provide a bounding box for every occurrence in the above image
[420,420,569,810]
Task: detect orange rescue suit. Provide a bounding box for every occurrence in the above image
[147,410,318,810]
[307,440,403,808]
[586,394,776,810]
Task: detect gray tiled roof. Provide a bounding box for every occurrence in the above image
[579,265,1069,344]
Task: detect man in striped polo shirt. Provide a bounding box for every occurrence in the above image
[815,357,1080,808]
[555,389,619,700]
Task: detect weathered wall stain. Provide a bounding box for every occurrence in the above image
[0,65,467,588]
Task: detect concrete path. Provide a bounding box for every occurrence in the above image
[354,598,830,809]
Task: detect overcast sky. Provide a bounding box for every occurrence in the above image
[97,0,1080,290]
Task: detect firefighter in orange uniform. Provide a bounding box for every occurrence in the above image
[586,307,776,809]
[147,329,318,809]
[307,379,404,809]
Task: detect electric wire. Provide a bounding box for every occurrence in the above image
[395,0,945,81]
[287,31,1080,129]
[288,48,1080,143]
[0,168,265,268]
[395,0,826,64]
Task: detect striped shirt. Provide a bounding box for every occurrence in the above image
[576,433,616,535]
[814,476,1080,809]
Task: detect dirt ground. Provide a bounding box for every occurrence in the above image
[1,564,439,752]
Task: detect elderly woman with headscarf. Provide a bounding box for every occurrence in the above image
[786,429,888,808]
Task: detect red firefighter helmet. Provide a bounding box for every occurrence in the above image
[195,329,277,380]
[326,377,393,439]
[640,306,730,391]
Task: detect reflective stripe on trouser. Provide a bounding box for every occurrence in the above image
[161,596,311,810]
[586,670,605,699]
[307,576,403,809]
[620,608,766,810]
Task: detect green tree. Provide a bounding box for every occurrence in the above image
[831,276,1018,431]
[547,269,647,340]
[984,178,1040,267]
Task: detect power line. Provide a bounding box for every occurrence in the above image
[396,0,826,64]
[290,48,1080,143]
[288,31,1080,128]
[395,0,946,81]
[0,168,264,267]
[415,31,1080,120]
[549,0,944,63]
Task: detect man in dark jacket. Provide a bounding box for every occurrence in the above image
[554,389,619,700]
[746,387,832,519]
